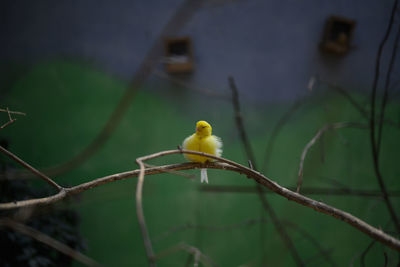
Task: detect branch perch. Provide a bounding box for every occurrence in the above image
[1,149,400,253]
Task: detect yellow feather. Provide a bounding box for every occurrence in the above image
[182,121,223,163]
[182,121,223,183]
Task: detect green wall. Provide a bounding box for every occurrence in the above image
[1,60,399,266]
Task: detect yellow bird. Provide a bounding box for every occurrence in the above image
[182,120,223,183]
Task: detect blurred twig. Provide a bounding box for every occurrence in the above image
[135,154,156,266]
[0,107,19,130]
[155,242,216,267]
[229,75,305,266]
[377,11,400,155]
[296,122,368,193]
[360,240,376,267]
[369,0,400,235]
[0,218,101,267]
[282,221,336,267]
[0,107,26,116]
[316,78,399,128]
[0,146,62,190]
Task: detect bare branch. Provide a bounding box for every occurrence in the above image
[0,218,101,267]
[135,156,156,266]
[283,221,336,267]
[229,75,305,266]
[383,251,388,267]
[377,14,400,155]
[316,79,399,128]
[0,108,26,116]
[0,107,17,130]
[1,149,399,252]
[296,122,368,193]
[360,240,375,267]
[228,76,256,167]
[0,118,16,130]
[369,0,400,235]
[155,242,216,267]
[0,145,62,190]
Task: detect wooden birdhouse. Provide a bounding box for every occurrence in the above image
[164,37,194,74]
[320,16,356,55]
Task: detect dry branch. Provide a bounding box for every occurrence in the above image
[135,155,156,266]
[0,107,17,130]
[0,108,26,116]
[1,149,400,253]
[154,242,216,266]
[283,221,336,267]
[229,75,305,266]
[0,145,62,190]
[369,0,400,235]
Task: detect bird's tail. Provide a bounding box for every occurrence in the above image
[200,168,209,184]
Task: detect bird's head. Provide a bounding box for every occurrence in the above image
[195,120,212,137]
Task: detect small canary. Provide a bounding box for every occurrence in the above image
[182,120,223,183]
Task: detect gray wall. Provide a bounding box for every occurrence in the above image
[1,0,395,101]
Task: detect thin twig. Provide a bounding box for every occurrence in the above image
[0,218,101,267]
[135,156,156,266]
[0,108,26,116]
[0,146,62,190]
[0,118,16,130]
[377,18,400,155]
[317,79,400,128]
[1,150,400,252]
[154,242,216,266]
[360,240,376,267]
[296,122,368,193]
[229,76,305,266]
[323,81,370,120]
[369,0,400,235]
[383,251,388,267]
[228,76,256,167]
[283,221,336,267]
[0,107,17,130]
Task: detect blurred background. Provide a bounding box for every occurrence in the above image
[1,0,400,266]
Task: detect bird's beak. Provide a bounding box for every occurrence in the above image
[196,127,200,132]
